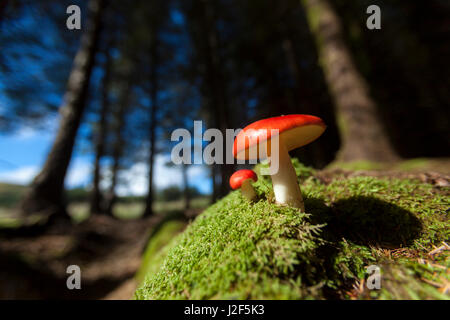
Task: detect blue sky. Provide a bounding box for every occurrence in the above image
[0,125,212,195]
[0,3,214,196]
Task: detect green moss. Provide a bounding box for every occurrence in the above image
[135,193,325,300]
[394,158,430,171]
[136,159,449,300]
[302,0,322,34]
[327,160,384,171]
[327,158,449,173]
[367,258,449,300]
[136,220,187,285]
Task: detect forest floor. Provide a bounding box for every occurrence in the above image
[0,202,201,299]
[0,214,155,299]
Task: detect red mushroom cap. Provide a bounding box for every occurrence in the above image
[229,169,258,190]
[233,114,326,160]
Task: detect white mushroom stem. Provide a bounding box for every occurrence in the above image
[270,141,305,211]
[241,179,257,201]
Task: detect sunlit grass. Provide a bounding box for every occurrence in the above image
[67,196,210,222]
[327,157,450,173]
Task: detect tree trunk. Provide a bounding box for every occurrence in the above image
[182,164,190,211]
[20,0,105,220]
[104,78,132,216]
[90,37,113,215]
[104,155,119,216]
[281,32,326,167]
[143,30,159,217]
[0,0,8,25]
[200,0,234,199]
[301,0,398,162]
[211,165,218,204]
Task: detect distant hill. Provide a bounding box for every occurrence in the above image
[0,182,28,208]
[0,183,91,208]
[0,182,209,209]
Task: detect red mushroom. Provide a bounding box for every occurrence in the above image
[229,169,258,201]
[233,114,326,211]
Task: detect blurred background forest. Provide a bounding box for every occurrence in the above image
[0,0,449,299]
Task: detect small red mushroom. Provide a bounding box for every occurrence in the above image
[233,114,326,211]
[229,169,258,201]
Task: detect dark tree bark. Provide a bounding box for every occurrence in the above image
[143,29,159,217]
[20,0,105,220]
[104,78,132,216]
[104,151,119,217]
[0,0,8,25]
[200,0,234,199]
[302,0,398,162]
[182,164,190,211]
[279,19,327,167]
[90,38,113,215]
[211,165,218,204]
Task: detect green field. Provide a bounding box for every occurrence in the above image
[0,182,209,225]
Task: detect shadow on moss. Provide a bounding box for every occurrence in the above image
[302,196,423,298]
[306,196,422,247]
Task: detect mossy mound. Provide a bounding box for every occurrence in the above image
[136,220,187,284]
[135,160,449,300]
